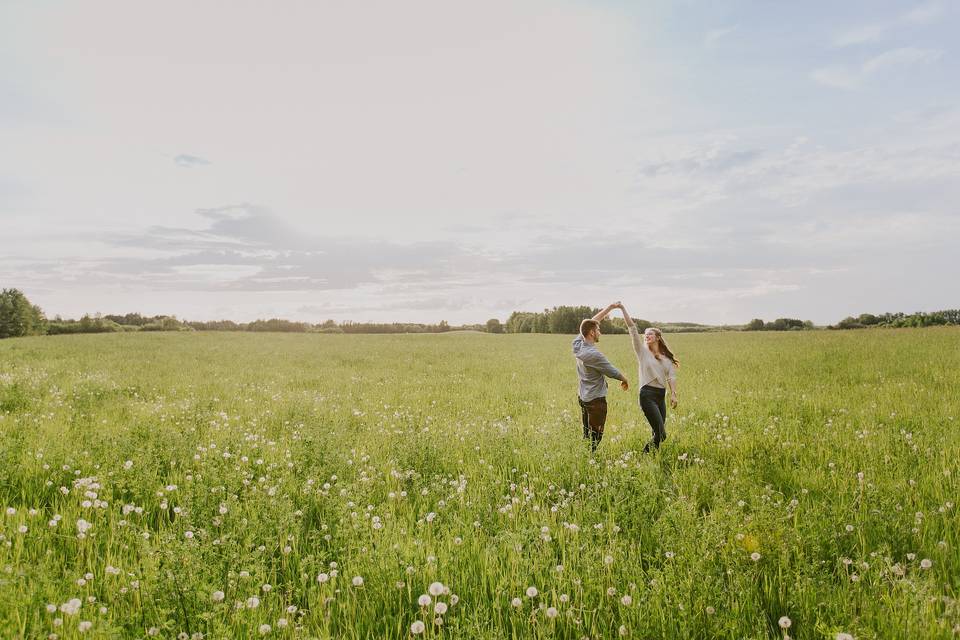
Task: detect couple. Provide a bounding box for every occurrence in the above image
[572,302,679,452]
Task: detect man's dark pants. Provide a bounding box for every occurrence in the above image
[578,396,607,451]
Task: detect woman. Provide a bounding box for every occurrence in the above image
[615,302,679,452]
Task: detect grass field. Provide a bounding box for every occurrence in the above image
[1,329,958,639]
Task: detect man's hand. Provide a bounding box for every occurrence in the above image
[670,392,678,408]
[620,379,629,391]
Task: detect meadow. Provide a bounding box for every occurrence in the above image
[0,329,958,639]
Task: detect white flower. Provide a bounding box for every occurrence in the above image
[211,591,224,602]
[511,597,522,607]
[5,507,15,516]
[835,634,854,640]
[778,616,792,629]
[418,594,431,607]
[434,602,448,615]
[450,594,459,606]
[261,584,272,593]
[621,595,632,606]
[76,519,92,534]
[276,618,288,628]
[545,606,558,618]
[258,623,271,635]
[184,531,194,539]
[17,525,27,534]
[604,555,613,565]
[428,581,445,596]
[246,596,260,609]
[411,620,425,634]
[706,606,716,615]
[907,553,916,561]
[59,599,82,615]
[426,512,437,522]
[920,558,932,569]
[78,621,92,632]
[352,576,364,587]
[46,604,57,613]
[619,624,628,636]
[526,586,538,598]
[750,552,761,561]
[317,572,329,583]
[665,551,674,559]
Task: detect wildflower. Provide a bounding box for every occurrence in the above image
[46,604,57,613]
[246,596,260,609]
[621,595,632,606]
[450,594,459,605]
[845,524,854,532]
[258,623,271,635]
[751,552,761,562]
[604,555,614,565]
[352,576,364,587]
[76,519,92,534]
[665,551,674,559]
[835,634,854,640]
[261,584,272,593]
[778,616,791,629]
[59,599,82,615]
[546,606,558,618]
[920,559,932,569]
[5,507,14,516]
[411,620,425,634]
[429,581,445,596]
[418,594,431,607]
[17,525,27,534]
[317,573,329,583]
[211,591,225,602]
[78,621,92,632]
[184,531,194,539]
[276,618,288,628]
[706,606,716,615]
[511,597,522,607]
[435,602,448,615]
[526,586,538,598]
[619,625,628,636]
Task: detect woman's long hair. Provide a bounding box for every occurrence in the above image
[648,327,679,367]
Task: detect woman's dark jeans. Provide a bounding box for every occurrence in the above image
[639,385,667,452]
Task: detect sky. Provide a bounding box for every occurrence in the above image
[2,0,958,325]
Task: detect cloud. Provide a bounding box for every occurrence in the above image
[834,23,887,47]
[173,153,210,168]
[703,25,737,48]
[903,1,944,24]
[862,46,942,74]
[812,46,943,89]
[833,1,944,48]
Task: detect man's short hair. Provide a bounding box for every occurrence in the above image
[580,319,599,337]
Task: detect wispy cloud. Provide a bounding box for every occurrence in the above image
[812,46,943,89]
[173,153,211,168]
[833,1,944,47]
[703,25,737,48]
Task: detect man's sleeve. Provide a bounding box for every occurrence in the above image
[579,348,625,381]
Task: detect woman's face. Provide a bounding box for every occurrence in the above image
[643,329,658,346]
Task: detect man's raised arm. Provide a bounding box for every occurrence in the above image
[592,302,618,323]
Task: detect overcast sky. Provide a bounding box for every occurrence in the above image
[2,0,958,325]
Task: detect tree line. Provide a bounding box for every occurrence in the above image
[1,288,958,339]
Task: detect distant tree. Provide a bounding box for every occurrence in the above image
[0,289,47,338]
[745,318,765,331]
[438,320,450,332]
[485,318,503,334]
[857,313,880,326]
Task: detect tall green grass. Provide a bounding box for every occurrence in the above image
[0,329,957,639]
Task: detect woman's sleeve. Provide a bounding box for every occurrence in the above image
[628,325,644,358]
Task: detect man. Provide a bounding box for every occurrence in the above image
[572,303,629,451]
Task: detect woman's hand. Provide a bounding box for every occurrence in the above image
[670,392,678,409]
